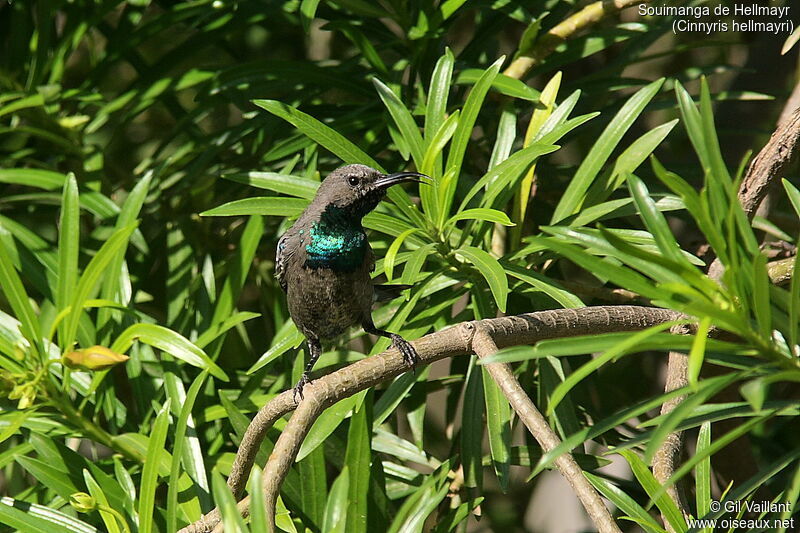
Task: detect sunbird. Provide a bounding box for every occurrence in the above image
[275,164,429,400]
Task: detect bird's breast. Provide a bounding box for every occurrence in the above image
[303,222,367,271]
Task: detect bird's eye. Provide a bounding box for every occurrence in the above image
[347,176,359,187]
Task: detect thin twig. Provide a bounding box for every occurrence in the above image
[179,305,679,533]
[503,0,650,80]
[471,324,622,533]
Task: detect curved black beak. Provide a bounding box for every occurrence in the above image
[374,171,431,189]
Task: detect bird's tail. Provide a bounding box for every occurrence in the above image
[373,284,412,302]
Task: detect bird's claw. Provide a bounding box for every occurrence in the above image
[391,333,419,368]
[292,374,310,403]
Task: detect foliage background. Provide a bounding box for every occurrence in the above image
[0,0,799,532]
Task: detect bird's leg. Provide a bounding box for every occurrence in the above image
[293,338,322,402]
[362,320,419,367]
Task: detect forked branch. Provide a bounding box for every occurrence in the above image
[179,305,680,533]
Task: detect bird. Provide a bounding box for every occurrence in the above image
[275,164,429,401]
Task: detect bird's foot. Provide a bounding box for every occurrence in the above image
[390,333,419,368]
[292,373,310,403]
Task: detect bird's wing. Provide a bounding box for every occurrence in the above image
[366,242,375,273]
[275,232,293,292]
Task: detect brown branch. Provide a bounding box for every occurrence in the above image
[707,106,800,279]
[778,81,800,129]
[471,325,622,533]
[503,0,650,80]
[739,106,800,219]
[651,325,691,532]
[767,256,796,285]
[179,305,679,533]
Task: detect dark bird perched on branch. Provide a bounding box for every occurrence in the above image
[276,164,429,401]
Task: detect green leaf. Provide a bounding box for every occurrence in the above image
[213,470,246,533]
[424,49,454,145]
[442,57,504,218]
[420,110,459,222]
[201,197,308,217]
[0,229,42,355]
[445,208,514,227]
[535,234,659,299]
[222,172,319,199]
[0,498,98,533]
[514,71,561,242]
[139,399,171,533]
[373,78,425,167]
[456,246,508,312]
[782,24,800,54]
[111,324,228,381]
[627,173,690,267]
[552,78,665,222]
[247,321,304,374]
[460,143,559,211]
[585,474,666,533]
[0,168,66,190]
[688,316,711,387]
[584,120,678,210]
[619,450,687,532]
[454,70,540,101]
[323,467,350,533]
[401,244,435,285]
[99,171,153,338]
[695,422,712,530]
[384,229,421,282]
[62,224,137,350]
[57,174,79,349]
[299,0,321,32]
[387,460,451,533]
[253,100,383,171]
[15,456,80,500]
[482,368,511,491]
[249,466,269,533]
[208,214,264,357]
[461,357,484,489]
[166,370,210,533]
[344,401,371,533]
[83,470,121,533]
[504,264,584,309]
[546,322,678,414]
[297,393,362,461]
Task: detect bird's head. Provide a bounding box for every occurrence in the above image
[315,164,429,218]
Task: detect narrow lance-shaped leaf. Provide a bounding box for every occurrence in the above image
[456,246,509,312]
[384,229,421,282]
[62,224,137,352]
[482,368,512,491]
[424,48,454,145]
[372,78,424,167]
[513,72,561,244]
[344,400,371,533]
[166,370,210,533]
[583,120,678,212]
[552,78,665,223]
[441,57,504,220]
[111,324,228,381]
[57,173,79,349]
[695,422,712,527]
[420,110,459,223]
[0,229,43,356]
[138,399,171,533]
[253,100,383,171]
[322,467,350,533]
